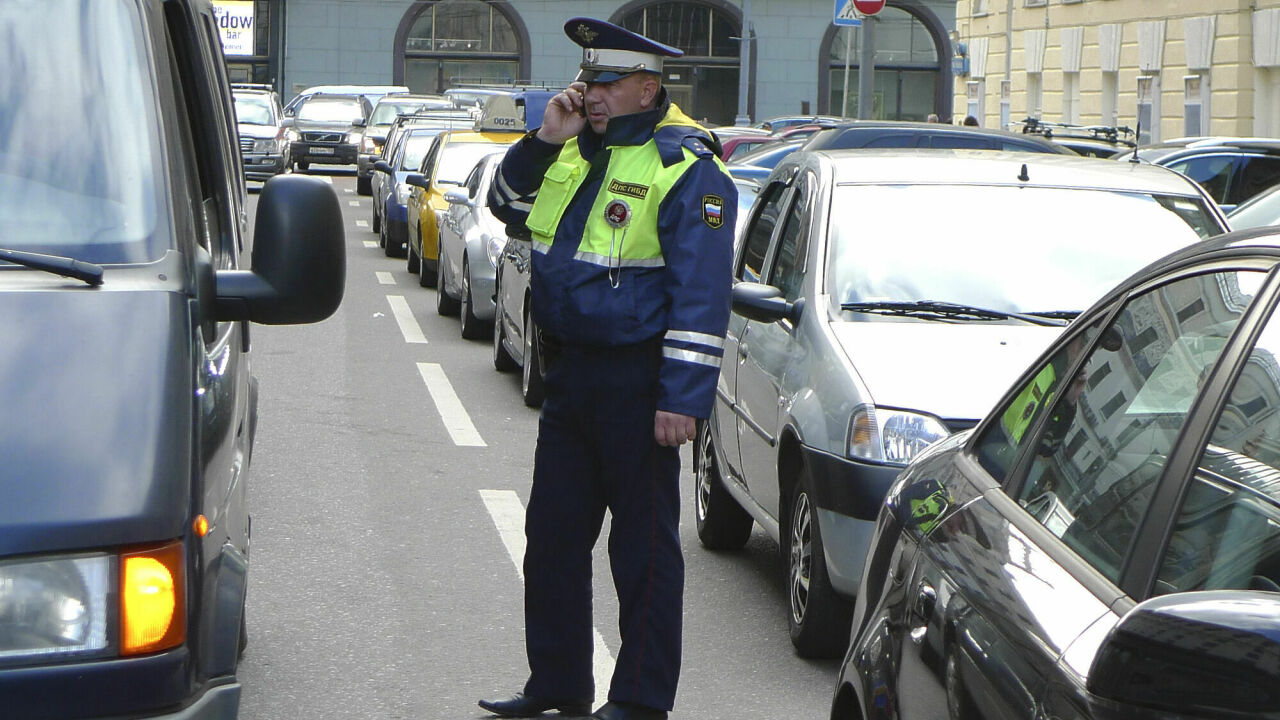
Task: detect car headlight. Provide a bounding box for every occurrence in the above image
[346,131,362,144]
[360,136,375,153]
[396,184,412,205]
[284,128,299,142]
[253,138,281,153]
[485,234,504,269]
[0,554,111,663]
[848,405,950,465]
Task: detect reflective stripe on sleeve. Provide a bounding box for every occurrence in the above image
[662,346,722,368]
[665,330,725,350]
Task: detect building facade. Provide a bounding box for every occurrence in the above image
[954,0,1280,141]
[226,0,959,126]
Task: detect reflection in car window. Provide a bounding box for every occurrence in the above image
[1014,271,1262,583]
[770,174,813,303]
[437,143,509,186]
[1167,155,1236,203]
[0,1,162,263]
[828,185,1220,319]
[1234,157,1280,206]
[297,98,364,124]
[233,96,274,125]
[976,318,1106,482]
[399,134,437,171]
[1158,279,1280,594]
[739,182,787,282]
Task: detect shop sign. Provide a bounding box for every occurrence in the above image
[212,0,256,57]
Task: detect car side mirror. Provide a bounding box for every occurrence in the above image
[373,160,393,175]
[443,188,471,206]
[731,282,803,324]
[281,117,294,127]
[353,118,367,128]
[1086,591,1280,718]
[215,175,345,324]
[406,174,429,190]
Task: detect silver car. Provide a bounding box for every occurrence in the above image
[435,151,508,339]
[696,149,1228,657]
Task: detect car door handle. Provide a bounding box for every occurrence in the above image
[738,342,749,358]
[915,582,937,619]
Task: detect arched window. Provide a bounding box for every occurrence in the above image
[395,1,528,94]
[613,1,747,125]
[821,3,949,121]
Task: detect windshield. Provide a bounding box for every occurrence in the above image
[234,95,275,125]
[0,0,163,264]
[437,143,509,186]
[297,98,364,124]
[371,100,447,126]
[1228,187,1280,230]
[828,185,1220,318]
[400,134,437,171]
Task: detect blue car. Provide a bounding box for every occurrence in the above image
[373,127,441,258]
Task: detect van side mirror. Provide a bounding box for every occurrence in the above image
[215,175,345,324]
[1087,591,1280,718]
[731,282,803,324]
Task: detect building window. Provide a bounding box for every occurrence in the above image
[972,0,989,15]
[1062,71,1080,124]
[827,6,939,121]
[1137,74,1161,143]
[618,2,741,124]
[1184,73,1210,136]
[1026,72,1043,121]
[401,0,521,93]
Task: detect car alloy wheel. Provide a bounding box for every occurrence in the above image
[785,470,852,658]
[493,308,518,372]
[789,491,814,627]
[435,245,460,316]
[521,312,544,408]
[694,419,753,550]
[460,260,485,340]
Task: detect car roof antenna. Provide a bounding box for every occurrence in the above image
[1017,163,1030,182]
[1129,116,1142,164]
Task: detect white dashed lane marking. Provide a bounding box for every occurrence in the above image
[417,363,485,447]
[356,219,369,228]
[348,200,361,207]
[376,272,395,285]
[479,489,615,708]
[386,295,427,344]
[363,240,378,248]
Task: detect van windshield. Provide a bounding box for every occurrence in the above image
[0,0,164,264]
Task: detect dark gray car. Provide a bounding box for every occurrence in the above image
[834,227,1280,720]
[286,93,371,171]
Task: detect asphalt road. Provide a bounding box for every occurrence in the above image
[236,168,840,720]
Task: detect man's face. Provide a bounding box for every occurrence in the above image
[583,73,653,134]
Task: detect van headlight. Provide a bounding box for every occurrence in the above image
[848,405,949,466]
[0,554,111,662]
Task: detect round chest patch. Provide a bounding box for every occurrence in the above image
[604,198,631,228]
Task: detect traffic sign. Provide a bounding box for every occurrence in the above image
[833,0,862,27]
[853,0,887,15]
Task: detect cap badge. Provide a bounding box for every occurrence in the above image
[605,199,631,229]
[576,23,599,44]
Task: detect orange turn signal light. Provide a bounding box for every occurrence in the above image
[193,515,210,537]
[120,540,186,656]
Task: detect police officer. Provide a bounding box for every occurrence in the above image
[478,17,737,720]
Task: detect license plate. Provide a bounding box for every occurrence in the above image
[311,147,335,155]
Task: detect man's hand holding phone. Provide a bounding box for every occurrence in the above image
[537,81,588,145]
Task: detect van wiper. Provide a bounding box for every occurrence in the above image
[1024,309,1081,321]
[0,248,104,286]
[840,300,1067,327]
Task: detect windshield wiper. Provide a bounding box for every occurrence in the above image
[0,248,104,286]
[840,300,1068,327]
[1023,309,1081,321]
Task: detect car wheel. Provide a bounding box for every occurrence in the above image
[407,238,420,274]
[435,247,460,316]
[493,306,518,372]
[238,608,248,660]
[460,260,486,340]
[521,312,545,408]
[694,419,754,550]
[372,204,381,235]
[418,248,437,288]
[786,467,852,658]
[383,222,398,257]
[356,174,372,196]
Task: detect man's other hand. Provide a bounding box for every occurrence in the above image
[655,410,696,447]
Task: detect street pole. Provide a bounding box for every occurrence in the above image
[734,0,752,126]
[857,15,874,119]
[841,27,852,117]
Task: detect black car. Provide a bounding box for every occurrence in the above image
[803,120,1072,154]
[1115,137,1280,211]
[833,226,1280,720]
[0,1,344,718]
[286,93,372,171]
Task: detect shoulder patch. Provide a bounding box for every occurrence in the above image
[681,136,715,159]
[701,194,725,229]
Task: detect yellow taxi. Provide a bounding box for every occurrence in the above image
[406,95,524,288]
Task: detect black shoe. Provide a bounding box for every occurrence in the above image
[478,693,593,718]
[590,701,668,720]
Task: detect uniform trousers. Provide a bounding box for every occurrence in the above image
[522,339,684,711]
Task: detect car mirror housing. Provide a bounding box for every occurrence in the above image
[406,173,429,190]
[731,282,803,324]
[373,160,393,175]
[215,175,345,324]
[353,117,367,128]
[443,188,471,206]
[1086,590,1280,718]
